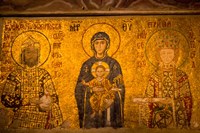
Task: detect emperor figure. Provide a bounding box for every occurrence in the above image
[1,36,63,129]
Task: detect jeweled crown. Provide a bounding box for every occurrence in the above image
[156,31,180,49]
[21,36,40,50]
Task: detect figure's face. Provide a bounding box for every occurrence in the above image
[159,48,175,64]
[93,39,107,55]
[95,67,105,78]
[23,47,39,67]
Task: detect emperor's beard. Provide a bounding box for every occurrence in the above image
[24,58,39,68]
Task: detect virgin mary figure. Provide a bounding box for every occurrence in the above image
[75,32,125,128]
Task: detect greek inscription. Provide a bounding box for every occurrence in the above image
[53,31,65,40]
[192,61,195,68]
[53,71,63,78]
[137,42,144,49]
[136,60,146,68]
[137,30,147,39]
[190,51,196,59]
[148,20,171,28]
[52,52,62,58]
[136,51,144,59]
[70,24,80,32]
[122,23,132,32]
[53,43,61,49]
[52,61,62,68]
[4,20,62,31]
[190,41,196,48]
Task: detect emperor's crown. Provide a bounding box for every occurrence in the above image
[21,36,40,50]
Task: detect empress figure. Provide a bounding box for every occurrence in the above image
[145,32,192,128]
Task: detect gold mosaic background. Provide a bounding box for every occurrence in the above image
[0,16,200,128]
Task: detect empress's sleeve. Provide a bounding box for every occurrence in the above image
[144,73,158,128]
[177,71,192,126]
[1,71,22,111]
[145,74,157,98]
[39,69,63,126]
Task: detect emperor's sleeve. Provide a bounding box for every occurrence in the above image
[39,69,63,126]
[1,70,22,111]
[39,69,59,103]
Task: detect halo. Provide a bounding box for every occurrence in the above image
[145,29,190,68]
[82,23,121,57]
[11,30,51,68]
[91,61,110,78]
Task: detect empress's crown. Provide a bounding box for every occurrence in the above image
[156,31,180,49]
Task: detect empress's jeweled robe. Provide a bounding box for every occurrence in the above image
[145,68,192,128]
[1,67,63,128]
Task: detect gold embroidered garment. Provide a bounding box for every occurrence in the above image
[1,67,63,128]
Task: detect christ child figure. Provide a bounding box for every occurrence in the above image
[82,64,115,118]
